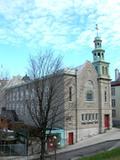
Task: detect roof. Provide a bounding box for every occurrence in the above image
[62,61,93,75]
[111,81,120,87]
[2,75,31,90]
[4,76,25,88]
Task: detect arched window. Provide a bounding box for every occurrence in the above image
[85,80,94,101]
[98,53,100,57]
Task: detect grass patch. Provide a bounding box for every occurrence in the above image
[78,147,120,160]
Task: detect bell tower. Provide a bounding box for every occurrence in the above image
[92,25,112,133]
[92,25,110,79]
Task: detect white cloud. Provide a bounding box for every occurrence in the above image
[0,0,120,54]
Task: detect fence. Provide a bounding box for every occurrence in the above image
[0,143,28,156]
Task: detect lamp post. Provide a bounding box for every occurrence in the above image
[53,136,57,160]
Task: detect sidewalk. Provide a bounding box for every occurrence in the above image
[1,128,120,160]
[57,127,120,154]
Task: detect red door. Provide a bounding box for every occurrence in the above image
[104,115,110,128]
[68,132,74,145]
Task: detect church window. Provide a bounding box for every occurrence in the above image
[66,115,72,121]
[95,113,98,120]
[69,86,72,101]
[86,90,93,101]
[88,114,91,121]
[98,53,100,57]
[85,80,94,101]
[104,90,107,102]
[102,66,104,74]
[102,53,104,58]
[85,114,88,121]
[81,114,84,121]
[105,67,108,75]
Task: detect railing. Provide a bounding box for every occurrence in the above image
[0,143,28,156]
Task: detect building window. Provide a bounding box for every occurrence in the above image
[112,110,116,118]
[112,99,116,108]
[95,113,98,121]
[81,114,84,121]
[88,114,91,121]
[69,87,72,101]
[98,53,100,57]
[92,114,94,121]
[102,53,104,58]
[102,66,104,74]
[85,114,88,121]
[104,91,107,102]
[66,115,72,121]
[20,89,24,100]
[111,88,115,96]
[105,67,108,75]
[86,90,93,101]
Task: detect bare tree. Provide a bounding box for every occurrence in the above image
[27,50,67,160]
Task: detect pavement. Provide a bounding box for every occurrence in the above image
[56,127,120,154]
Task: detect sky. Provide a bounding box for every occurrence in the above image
[0,0,120,80]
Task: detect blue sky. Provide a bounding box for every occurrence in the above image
[0,0,120,80]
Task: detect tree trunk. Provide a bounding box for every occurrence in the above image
[40,136,46,160]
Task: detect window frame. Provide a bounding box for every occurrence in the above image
[86,90,94,101]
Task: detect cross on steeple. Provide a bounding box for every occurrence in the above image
[96,24,99,37]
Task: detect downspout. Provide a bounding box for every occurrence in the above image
[98,79,102,133]
[75,69,78,142]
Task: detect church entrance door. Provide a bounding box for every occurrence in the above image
[104,114,109,128]
[68,132,74,145]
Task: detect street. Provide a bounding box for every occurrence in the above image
[44,139,120,160]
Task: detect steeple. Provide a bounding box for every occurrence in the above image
[92,24,105,62]
[92,25,112,134]
[92,25,110,79]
